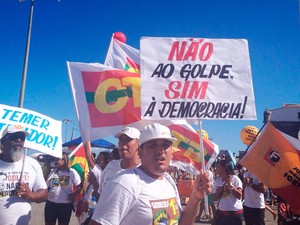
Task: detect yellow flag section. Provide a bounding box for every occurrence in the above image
[239,122,300,213]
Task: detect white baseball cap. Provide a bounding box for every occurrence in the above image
[1,124,30,139]
[114,127,141,139]
[139,123,177,146]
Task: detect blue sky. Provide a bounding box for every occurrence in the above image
[0,0,299,155]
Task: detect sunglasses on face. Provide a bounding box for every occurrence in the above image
[8,133,26,142]
[55,157,66,162]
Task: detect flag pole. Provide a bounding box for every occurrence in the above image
[18,0,34,108]
[18,0,34,186]
[198,119,209,216]
[104,33,114,64]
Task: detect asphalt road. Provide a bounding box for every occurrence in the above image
[29,202,278,225]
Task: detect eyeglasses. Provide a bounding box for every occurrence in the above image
[8,133,26,142]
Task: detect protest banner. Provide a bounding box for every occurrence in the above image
[0,104,62,158]
[140,37,256,121]
[239,122,300,213]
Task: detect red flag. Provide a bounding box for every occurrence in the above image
[81,70,141,127]
[239,123,300,214]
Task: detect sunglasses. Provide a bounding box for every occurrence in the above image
[55,157,66,162]
[8,133,26,142]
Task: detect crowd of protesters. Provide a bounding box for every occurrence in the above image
[169,153,299,225]
[1,123,299,225]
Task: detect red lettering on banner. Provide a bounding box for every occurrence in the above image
[165,81,208,99]
[168,39,213,61]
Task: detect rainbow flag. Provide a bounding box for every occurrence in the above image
[105,37,140,74]
[68,143,89,182]
[239,123,300,214]
[68,143,89,218]
[169,124,219,174]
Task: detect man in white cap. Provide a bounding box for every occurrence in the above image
[97,126,141,195]
[90,123,211,225]
[81,127,141,225]
[0,124,48,225]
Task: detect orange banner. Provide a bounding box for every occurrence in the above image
[240,123,300,213]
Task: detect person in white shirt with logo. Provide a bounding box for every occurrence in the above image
[89,123,212,225]
[0,124,48,225]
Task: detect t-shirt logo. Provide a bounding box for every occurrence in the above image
[150,197,180,225]
[0,172,7,191]
[59,175,70,187]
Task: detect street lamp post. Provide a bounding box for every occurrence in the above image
[18,0,34,108]
[63,119,72,143]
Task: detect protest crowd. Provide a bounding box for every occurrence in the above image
[1,119,299,225]
[0,33,299,225]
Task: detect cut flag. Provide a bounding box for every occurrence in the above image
[105,36,140,74]
[239,122,300,214]
[68,143,89,219]
[169,123,219,174]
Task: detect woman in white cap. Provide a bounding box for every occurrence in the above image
[89,123,211,225]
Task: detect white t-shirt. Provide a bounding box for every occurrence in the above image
[0,156,47,225]
[46,167,81,203]
[92,164,102,184]
[98,159,123,195]
[243,171,265,209]
[92,167,182,225]
[213,175,243,211]
[83,164,102,202]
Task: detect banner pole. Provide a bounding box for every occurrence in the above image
[198,119,209,216]
[19,147,27,185]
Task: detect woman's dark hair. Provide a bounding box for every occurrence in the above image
[98,152,111,164]
[57,152,70,172]
[110,147,121,160]
[62,152,69,166]
[218,159,235,174]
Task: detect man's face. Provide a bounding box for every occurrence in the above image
[2,132,25,162]
[139,139,173,179]
[117,134,139,160]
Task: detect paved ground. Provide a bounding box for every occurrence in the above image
[29,201,78,225]
[194,204,278,225]
[30,202,278,225]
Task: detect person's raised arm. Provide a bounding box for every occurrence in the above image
[84,141,96,169]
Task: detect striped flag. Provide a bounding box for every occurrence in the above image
[239,122,300,214]
[68,143,89,182]
[105,37,140,74]
[68,143,90,219]
[169,123,219,174]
